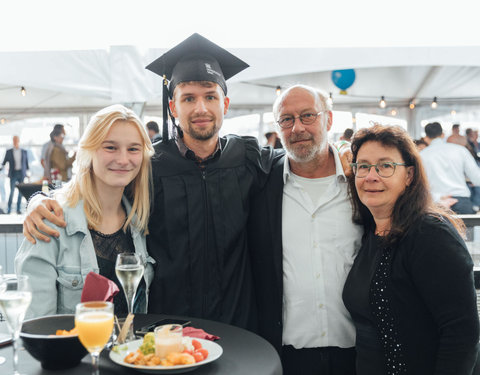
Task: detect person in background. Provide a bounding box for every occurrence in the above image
[446,123,467,146]
[0,168,7,213]
[15,104,154,318]
[343,124,479,375]
[0,135,29,214]
[265,131,283,149]
[146,121,162,143]
[421,122,480,214]
[41,123,65,176]
[466,128,480,162]
[413,138,428,151]
[48,126,76,182]
[249,85,362,375]
[340,128,354,142]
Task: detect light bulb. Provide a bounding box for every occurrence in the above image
[451,110,456,116]
[409,100,415,110]
[391,109,397,116]
[21,86,26,96]
[379,96,386,109]
[431,97,438,109]
[276,86,281,96]
[327,92,333,106]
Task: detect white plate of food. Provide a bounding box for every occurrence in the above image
[109,337,222,374]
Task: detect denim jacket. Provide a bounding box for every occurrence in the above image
[15,196,155,319]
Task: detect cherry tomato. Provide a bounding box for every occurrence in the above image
[192,339,202,350]
[197,348,209,359]
[193,351,204,362]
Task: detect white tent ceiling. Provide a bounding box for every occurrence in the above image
[2,0,480,138]
[2,45,480,116]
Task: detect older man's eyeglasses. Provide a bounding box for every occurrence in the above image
[276,112,324,129]
[350,162,408,178]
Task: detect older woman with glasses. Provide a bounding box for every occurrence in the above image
[342,124,479,375]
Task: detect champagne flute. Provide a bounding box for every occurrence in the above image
[0,275,32,375]
[115,253,144,341]
[75,302,113,375]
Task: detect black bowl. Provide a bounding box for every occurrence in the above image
[20,314,88,370]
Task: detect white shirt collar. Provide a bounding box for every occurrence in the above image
[282,144,347,184]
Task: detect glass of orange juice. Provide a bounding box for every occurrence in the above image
[75,301,114,375]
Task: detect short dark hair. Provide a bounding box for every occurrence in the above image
[50,127,64,142]
[424,122,443,139]
[53,124,65,132]
[146,121,159,133]
[342,128,354,140]
[452,124,460,130]
[414,138,428,147]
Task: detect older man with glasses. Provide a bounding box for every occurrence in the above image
[249,84,362,375]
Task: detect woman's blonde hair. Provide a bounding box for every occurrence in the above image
[63,104,154,233]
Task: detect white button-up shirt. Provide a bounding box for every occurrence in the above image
[421,138,480,201]
[13,148,22,171]
[282,146,363,349]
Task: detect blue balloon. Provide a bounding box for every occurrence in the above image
[331,69,356,91]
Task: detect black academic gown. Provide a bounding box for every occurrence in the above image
[248,155,285,352]
[147,135,279,330]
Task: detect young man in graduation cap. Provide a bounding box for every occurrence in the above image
[22,33,278,331]
[144,33,278,329]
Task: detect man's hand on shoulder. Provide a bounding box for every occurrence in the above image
[23,196,65,244]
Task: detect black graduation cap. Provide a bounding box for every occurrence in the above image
[145,33,249,142]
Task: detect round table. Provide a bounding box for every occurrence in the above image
[0,314,283,374]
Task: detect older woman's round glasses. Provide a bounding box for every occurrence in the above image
[350,162,408,178]
[276,112,324,129]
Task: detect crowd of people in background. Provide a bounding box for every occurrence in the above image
[3,118,480,218]
[0,123,78,214]
[415,122,480,214]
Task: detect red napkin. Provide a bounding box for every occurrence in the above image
[80,272,120,303]
[183,327,220,341]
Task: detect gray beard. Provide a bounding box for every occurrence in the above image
[284,138,328,163]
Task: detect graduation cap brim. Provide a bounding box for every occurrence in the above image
[146,33,249,96]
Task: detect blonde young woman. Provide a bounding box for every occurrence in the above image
[15,104,154,318]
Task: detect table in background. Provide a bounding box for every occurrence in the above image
[16,183,55,202]
[0,314,283,375]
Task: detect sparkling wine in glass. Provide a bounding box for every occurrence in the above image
[115,253,144,340]
[0,275,32,375]
[75,301,114,375]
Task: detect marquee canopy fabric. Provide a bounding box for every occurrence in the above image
[2,45,480,114]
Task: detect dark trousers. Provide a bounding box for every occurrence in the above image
[451,196,475,214]
[7,170,24,213]
[468,183,480,207]
[282,345,356,375]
